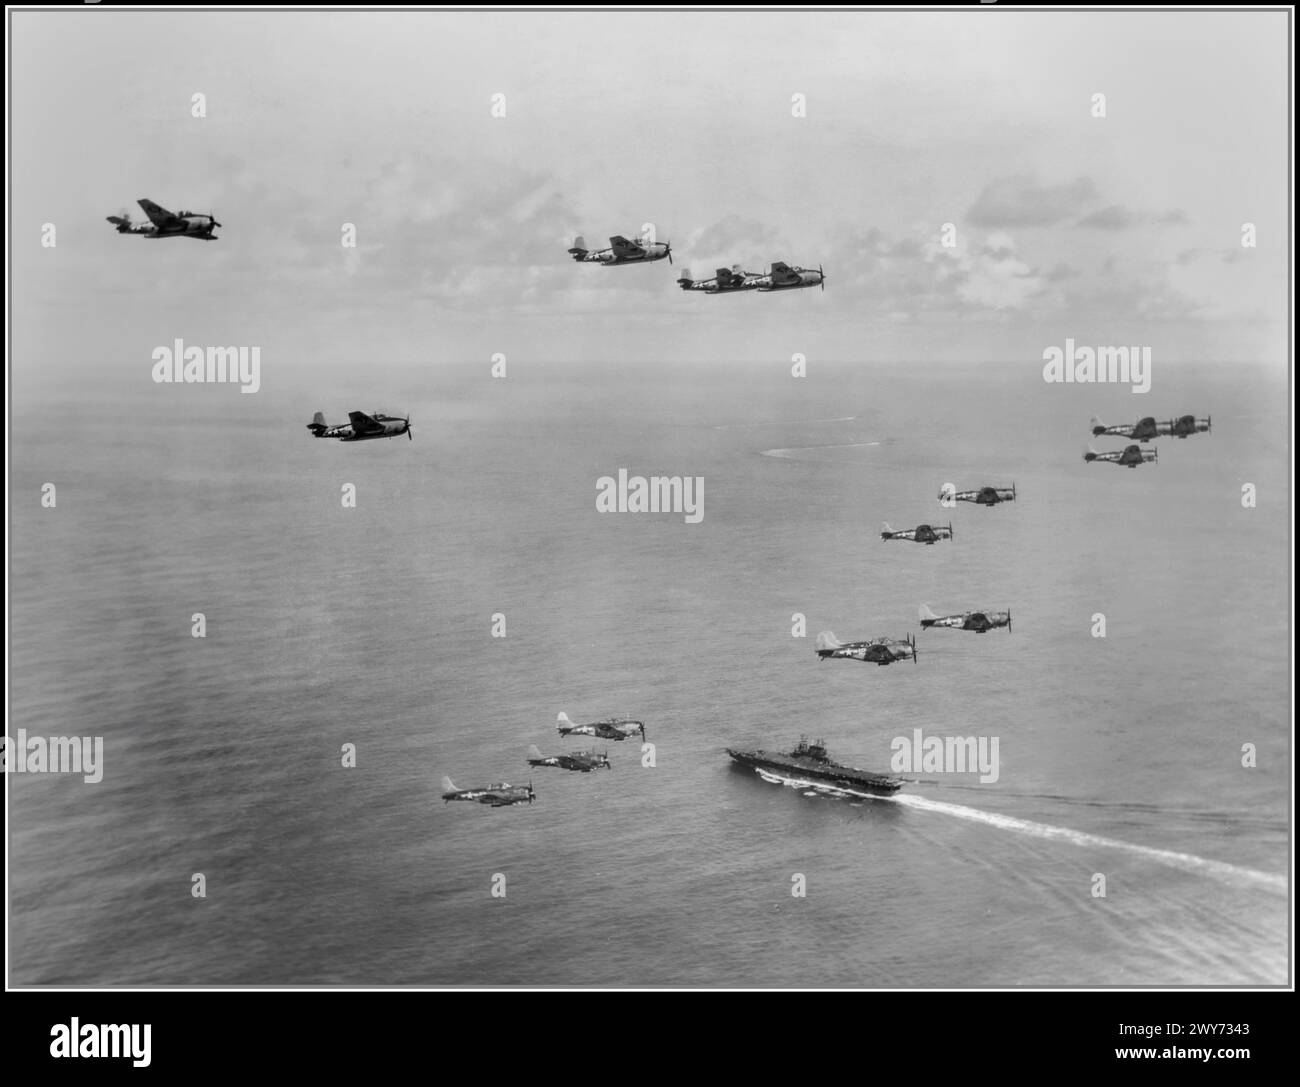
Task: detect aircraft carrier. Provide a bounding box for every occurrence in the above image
[726,735,905,795]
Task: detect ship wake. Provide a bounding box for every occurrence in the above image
[754,768,890,802]
[889,793,1286,895]
[760,441,880,460]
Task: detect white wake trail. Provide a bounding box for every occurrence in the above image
[714,416,857,430]
[760,441,880,459]
[891,793,1286,895]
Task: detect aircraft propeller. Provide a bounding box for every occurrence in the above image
[528,781,535,803]
[1206,415,1211,433]
[819,264,825,292]
[405,414,413,441]
[210,211,222,228]
[1007,609,1012,634]
[947,521,954,541]
[663,241,673,266]
[908,633,917,664]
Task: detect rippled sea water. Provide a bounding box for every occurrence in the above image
[9,359,1289,986]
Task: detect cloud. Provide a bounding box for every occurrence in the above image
[967,175,1098,227]
[823,225,1049,315]
[679,215,787,276]
[1078,204,1190,230]
[1077,204,1137,230]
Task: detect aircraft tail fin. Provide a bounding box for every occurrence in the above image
[919,604,939,622]
[815,631,842,651]
[1090,416,1107,436]
[568,235,588,260]
[528,744,543,760]
[307,411,328,436]
[441,776,457,793]
[677,267,694,289]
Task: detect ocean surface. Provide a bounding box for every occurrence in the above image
[8,359,1291,986]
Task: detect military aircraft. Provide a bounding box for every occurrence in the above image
[816,632,918,665]
[1083,443,1157,468]
[942,484,1017,506]
[306,410,412,441]
[1090,416,1161,442]
[1167,414,1211,439]
[106,198,221,240]
[752,261,826,292]
[676,265,759,293]
[527,745,611,772]
[555,712,645,741]
[919,605,1011,633]
[441,777,535,807]
[568,233,672,265]
[881,522,953,545]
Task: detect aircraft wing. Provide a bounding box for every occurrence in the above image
[770,260,796,282]
[347,410,382,433]
[137,199,180,229]
[609,235,645,259]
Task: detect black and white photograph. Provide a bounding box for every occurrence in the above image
[6,2,1292,1011]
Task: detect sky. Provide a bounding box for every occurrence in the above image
[10,9,1290,385]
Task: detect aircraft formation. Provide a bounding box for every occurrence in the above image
[110,199,1215,794]
[1084,414,1209,468]
[828,405,1208,675]
[567,228,826,293]
[676,261,826,294]
[443,713,646,809]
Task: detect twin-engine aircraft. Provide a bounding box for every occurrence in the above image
[1092,416,1209,442]
[919,605,1011,633]
[1083,443,1157,468]
[441,777,535,807]
[527,746,611,772]
[1168,414,1211,438]
[881,522,953,545]
[306,410,412,442]
[816,632,918,665]
[568,233,672,265]
[942,484,1016,506]
[107,198,221,240]
[556,712,645,741]
[676,265,759,293]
